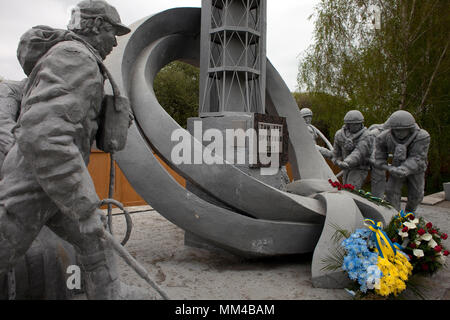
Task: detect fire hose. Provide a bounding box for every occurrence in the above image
[101,153,170,300]
[105,153,132,245]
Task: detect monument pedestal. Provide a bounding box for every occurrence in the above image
[184,113,290,252]
[187,113,290,190]
[444,183,450,201]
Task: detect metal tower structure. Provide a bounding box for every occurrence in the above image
[199,0,267,116]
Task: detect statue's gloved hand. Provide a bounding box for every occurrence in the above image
[79,209,106,237]
[337,160,350,170]
[389,166,408,179]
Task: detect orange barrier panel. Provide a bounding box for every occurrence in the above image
[88,149,186,208]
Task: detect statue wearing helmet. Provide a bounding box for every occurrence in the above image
[332,110,371,189]
[300,108,333,159]
[373,110,430,212]
[300,108,316,139]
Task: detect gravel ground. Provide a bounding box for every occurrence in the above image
[105,201,450,300]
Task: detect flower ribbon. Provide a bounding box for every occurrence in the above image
[364,219,403,260]
[398,210,415,220]
[394,210,415,228]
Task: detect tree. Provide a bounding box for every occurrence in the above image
[298,0,450,193]
[293,91,351,140]
[153,61,200,128]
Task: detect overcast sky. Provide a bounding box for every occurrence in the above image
[0,0,318,91]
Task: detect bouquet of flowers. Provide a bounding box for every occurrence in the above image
[340,220,413,297]
[385,211,449,275]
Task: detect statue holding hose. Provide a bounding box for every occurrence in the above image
[0,0,159,300]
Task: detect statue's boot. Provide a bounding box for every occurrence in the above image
[78,249,156,300]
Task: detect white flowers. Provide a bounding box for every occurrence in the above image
[398,230,409,238]
[419,233,432,241]
[366,265,382,290]
[428,238,438,249]
[416,231,438,248]
[399,223,439,251]
[437,252,447,264]
[413,249,424,258]
[403,219,419,229]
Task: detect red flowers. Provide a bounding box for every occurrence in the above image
[328,180,355,191]
[344,184,355,191]
[386,214,449,277]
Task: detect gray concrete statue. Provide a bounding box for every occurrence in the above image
[300,108,333,159]
[367,123,387,198]
[0,80,26,172]
[373,110,430,212]
[0,0,147,300]
[332,110,371,190]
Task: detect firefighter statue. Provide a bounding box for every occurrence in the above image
[332,110,372,190]
[0,0,152,300]
[373,110,430,212]
[300,108,333,159]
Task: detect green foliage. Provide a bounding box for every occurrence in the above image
[153,61,200,128]
[293,91,353,140]
[320,222,350,272]
[297,0,450,194]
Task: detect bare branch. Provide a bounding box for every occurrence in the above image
[418,37,450,112]
[409,0,439,44]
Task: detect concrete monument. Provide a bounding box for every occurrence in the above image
[0,0,403,296]
[332,110,371,190]
[0,0,149,300]
[373,110,430,212]
[104,1,397,289]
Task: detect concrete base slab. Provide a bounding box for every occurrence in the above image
[69,203,450,300]
[104,211,350,300]
[401,192,445,206]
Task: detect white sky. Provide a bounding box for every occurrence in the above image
[0,0,318,91]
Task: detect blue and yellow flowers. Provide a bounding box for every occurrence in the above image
[341,220,413,297]
[341,229,382,293]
